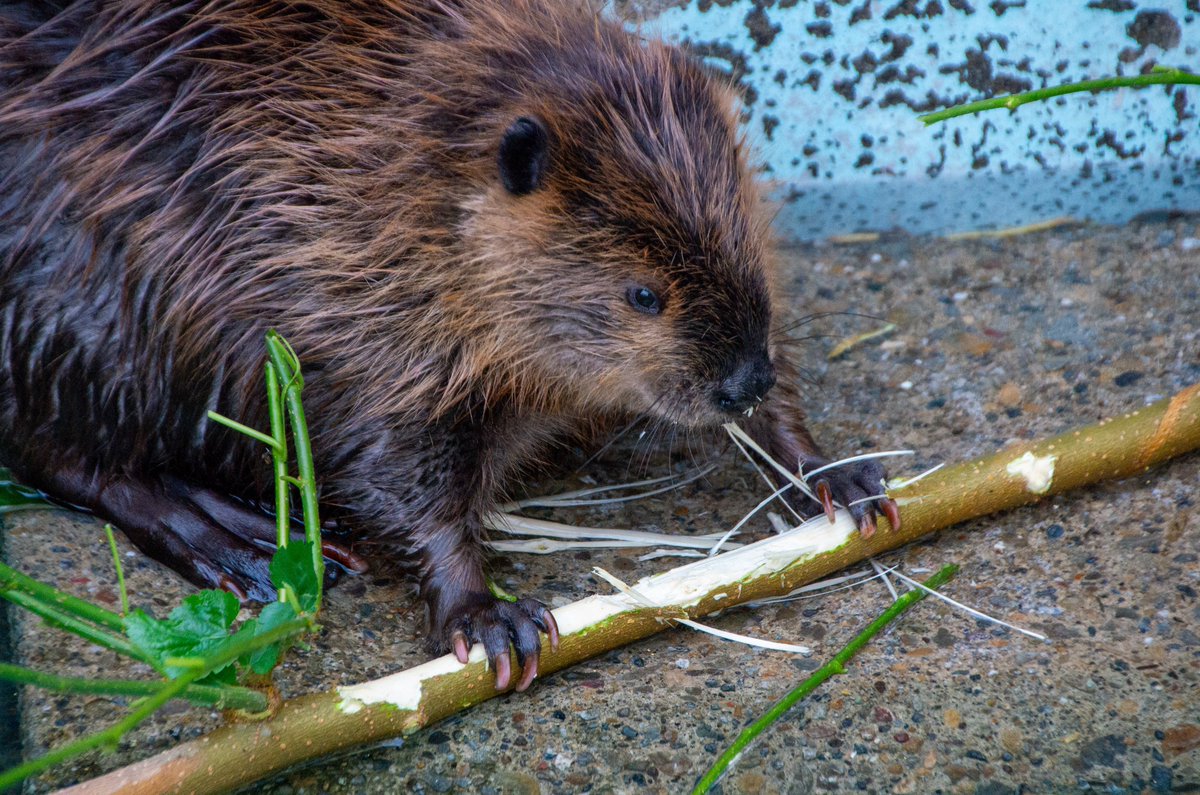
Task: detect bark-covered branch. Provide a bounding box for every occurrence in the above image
[52,383,1200,795]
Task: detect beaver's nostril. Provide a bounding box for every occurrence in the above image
[752,368,777,400]
[713,355,776,415]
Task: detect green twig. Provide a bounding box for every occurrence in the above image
[265,331,324,607]
[0,332,327,792]
[692,564,960,795]
[0,560,125,633]
[281,584,303,616]
[919,67,1199,125]
[266,361,291,556]
[0,662,267,712]
[0,588,154,668]
[266,360,291,604]
[205,411,280,451]
[488,578,518,603]
[103,524,129,616]
[0,617,310,791]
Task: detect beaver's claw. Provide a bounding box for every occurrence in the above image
[802,457,900,539]
[437,593,559,692]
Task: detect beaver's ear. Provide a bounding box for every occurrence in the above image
[498,116,549,196]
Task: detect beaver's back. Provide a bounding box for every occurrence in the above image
[0,0,474,488]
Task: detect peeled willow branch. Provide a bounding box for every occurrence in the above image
[51,382,1200,795]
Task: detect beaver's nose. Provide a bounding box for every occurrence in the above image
[713,355,776,416]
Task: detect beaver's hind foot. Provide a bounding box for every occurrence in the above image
[16,462,366,602]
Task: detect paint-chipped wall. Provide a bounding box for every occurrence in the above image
[612,1,1200,241]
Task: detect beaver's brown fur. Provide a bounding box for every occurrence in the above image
[0,0,896,690]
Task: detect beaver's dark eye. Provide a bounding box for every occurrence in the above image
[626,286,662,315]
[498,116,549,196]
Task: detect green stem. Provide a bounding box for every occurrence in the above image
[265,360,291,604]
[0,560,125,633]
[266,331,323,607]
[265,360,290,556]
[0,662,267,712]
[281,584,303,616]
[205,411,281,451]
[919,68,1199,125]
[488,578,518,603]
[692,564,960,795]
[0,617,310,792]
[103,524,129,616]
[0,589,154,668]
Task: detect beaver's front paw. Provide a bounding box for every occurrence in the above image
[801,456,901,539]
[432,592,560,692]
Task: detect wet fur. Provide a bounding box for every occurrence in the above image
[0,0,880,669]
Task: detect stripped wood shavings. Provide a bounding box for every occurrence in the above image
[942,216,1080,240]
[707,482,792,556]
[870,558,899,602]
[724,422,818,502]
[486,466,734,554]
[767,512,791,534]
[492,539,687,554]
[746,568,887,607]
[888,569,1047,640]
[802,449,914,480]
[884,463,945,492]
[593,567,812,655]
[490,420,1042,658]
[637,549,706,562]
[827,323,897,360]
[486,512,740,550]
[827,232,880,244]
[500,464,717,511]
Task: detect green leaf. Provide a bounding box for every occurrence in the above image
[238,601,299,675]
[270,542,320,614]
[124,590,242,680]
[0,468,49,514]
[196,661,239,687]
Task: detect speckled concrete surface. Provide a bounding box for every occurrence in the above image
[3,218,1199,794]
[613,1,1200,240]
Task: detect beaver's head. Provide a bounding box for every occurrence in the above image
[450,8,777,426]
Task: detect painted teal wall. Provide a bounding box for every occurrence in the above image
[617,1,1199,241]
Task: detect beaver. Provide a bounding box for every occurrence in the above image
[0,0,898,691]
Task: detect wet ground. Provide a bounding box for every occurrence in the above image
[3,218,1199,794]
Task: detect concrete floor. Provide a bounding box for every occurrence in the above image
[3,218,1199,794]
